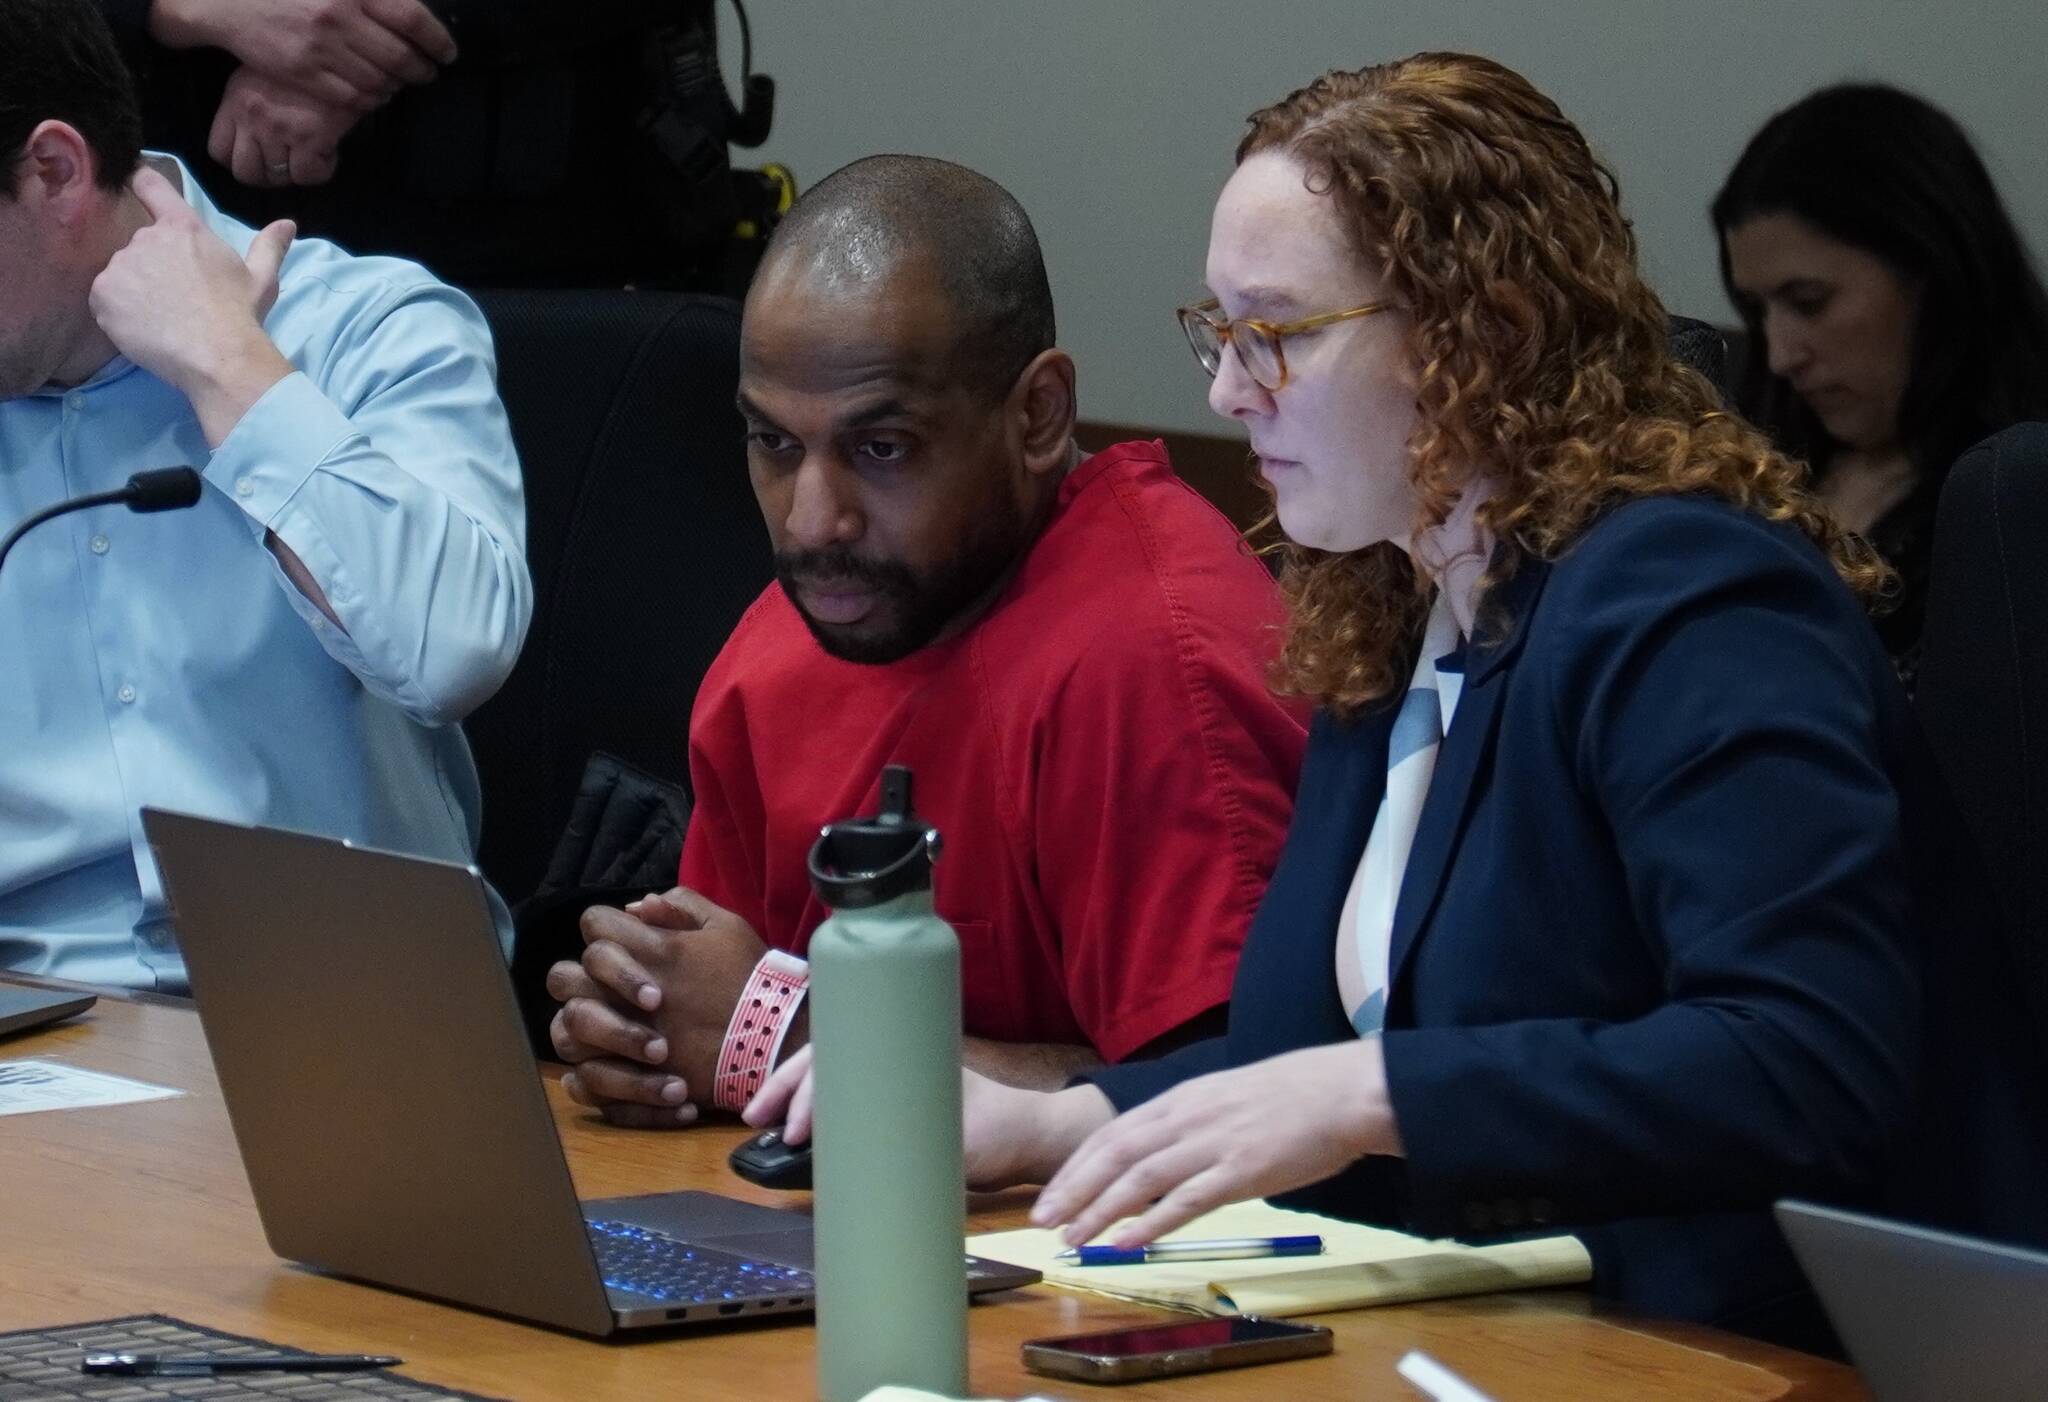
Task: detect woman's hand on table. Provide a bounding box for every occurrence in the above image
[1030,1040,1401,1247]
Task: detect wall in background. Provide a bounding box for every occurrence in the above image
[735,1,2047,436]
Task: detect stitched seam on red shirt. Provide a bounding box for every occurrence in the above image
[1103,463,1265,915]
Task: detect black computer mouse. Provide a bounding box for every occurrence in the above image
[728,1126,813,1190]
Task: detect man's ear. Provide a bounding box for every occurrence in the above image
[1011,348,1077,478]
[17,121,104,225]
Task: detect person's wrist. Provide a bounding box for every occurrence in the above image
[1019,1084,1113,1186]
[1344,1039,1403,1159]
[147,0,219,49]
[181,331,293,449]
[711,950,809,1113]
[774,1004,809,1066]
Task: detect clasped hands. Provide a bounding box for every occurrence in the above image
[547,888,779,1128]
[154,0,460,187]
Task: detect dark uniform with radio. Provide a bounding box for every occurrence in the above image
[94,0,782,290]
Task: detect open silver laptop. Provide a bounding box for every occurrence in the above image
[142,808,1037,1336]
[1777,1200,2048,1400]
[0,983,97,1038]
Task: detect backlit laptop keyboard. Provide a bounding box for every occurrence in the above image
[586,1218,815,1304]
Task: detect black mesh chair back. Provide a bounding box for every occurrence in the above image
[1915,422,2048,1057]
[464,290,771,906]
[1668,314,1729,399]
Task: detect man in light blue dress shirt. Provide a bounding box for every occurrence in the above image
[0,0,532,991]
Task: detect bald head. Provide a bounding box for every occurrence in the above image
[757,155,1056,399]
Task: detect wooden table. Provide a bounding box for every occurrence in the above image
[0,985,1868,1400]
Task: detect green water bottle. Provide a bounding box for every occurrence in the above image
[807,765,968,1402]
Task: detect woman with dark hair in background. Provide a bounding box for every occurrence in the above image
[1715,84,2048,686]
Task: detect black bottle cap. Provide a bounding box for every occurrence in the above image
[807,765,943,910]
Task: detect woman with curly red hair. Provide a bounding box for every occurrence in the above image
[751,53,2046,1345]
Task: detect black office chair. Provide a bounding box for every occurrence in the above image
[1668,315,1729,400]
[1915,422,2048,1055]
[463,289,770,877]
[1884,421,2048,1254]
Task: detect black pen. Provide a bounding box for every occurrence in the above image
[81,1351,401,1377]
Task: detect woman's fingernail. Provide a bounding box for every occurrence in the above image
[638,984,661,1011]
[675,1103,698,1125]
[644,1037,668,1062]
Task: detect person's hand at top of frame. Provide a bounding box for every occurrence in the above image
[89,165,295,445]
[150,0,459,115]
[1027,1040,1404,1250]
[209,67,360,189]
[546,888,773,1127]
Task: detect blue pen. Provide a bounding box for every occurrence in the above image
[1053,1234,1325,1266]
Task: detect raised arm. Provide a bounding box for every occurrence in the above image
[91,165,531,723]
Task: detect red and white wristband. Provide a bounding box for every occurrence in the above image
[712,950,810,1112]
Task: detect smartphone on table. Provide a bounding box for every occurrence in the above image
[1020,1315,1333,1384]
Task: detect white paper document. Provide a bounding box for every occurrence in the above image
[0,1059,182,1116]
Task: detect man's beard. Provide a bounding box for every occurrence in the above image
[776,503,1035,666]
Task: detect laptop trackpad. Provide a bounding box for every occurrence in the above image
[694,1229,817,1270]
[587,1189,815,1255]
[588,1190,818,1270]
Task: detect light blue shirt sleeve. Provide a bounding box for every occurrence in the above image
[211,277,532,724]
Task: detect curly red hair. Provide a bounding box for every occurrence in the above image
[1238,53,1889,715]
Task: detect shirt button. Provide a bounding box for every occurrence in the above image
[90,534,110,555]
[117,684,137,704]
[64,392,85,412]
[235,478,255,498]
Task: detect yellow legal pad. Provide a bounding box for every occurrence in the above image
[968,1200,1591,1317]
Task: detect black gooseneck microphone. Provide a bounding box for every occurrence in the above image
[0,467,205,580]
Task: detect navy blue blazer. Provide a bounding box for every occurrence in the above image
[1093,494,2048,1344]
